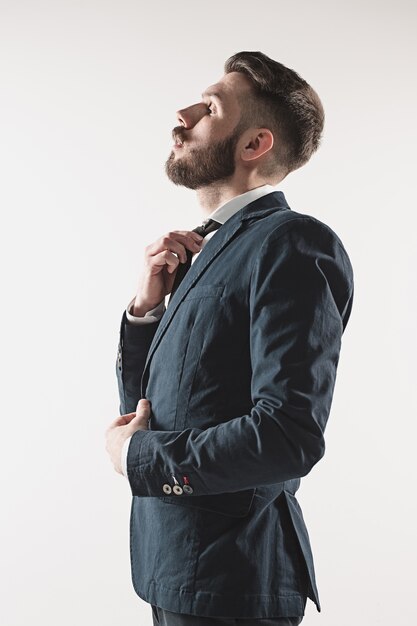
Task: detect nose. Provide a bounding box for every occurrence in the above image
[176,102,208,128]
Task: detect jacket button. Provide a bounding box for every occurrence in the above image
[173,485,183,495]
[162,484,172,494]
[183,484,194,495]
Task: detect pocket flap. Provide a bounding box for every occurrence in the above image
[183,283,225,301]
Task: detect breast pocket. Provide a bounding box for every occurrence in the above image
[183,282,225,301]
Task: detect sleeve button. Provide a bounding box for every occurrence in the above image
[162,484,172,494]
[173,485,183,495]
[183,484,193,495]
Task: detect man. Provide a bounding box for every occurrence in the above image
[105,51,354,625]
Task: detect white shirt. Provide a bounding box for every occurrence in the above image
[121,184,279,478]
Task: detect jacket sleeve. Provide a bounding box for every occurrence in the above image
[116,310,163,416]
[125,218,354,497]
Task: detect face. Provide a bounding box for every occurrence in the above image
[165,72,253,189]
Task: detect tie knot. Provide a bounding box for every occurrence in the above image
[192,218,222,238]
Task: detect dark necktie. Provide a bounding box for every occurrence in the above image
[168,218,222,305]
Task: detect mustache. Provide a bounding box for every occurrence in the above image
[172,127,187,143]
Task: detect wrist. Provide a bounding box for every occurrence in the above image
[132,297,164,316]
[132,303,150,316]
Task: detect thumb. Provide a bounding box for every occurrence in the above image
[130,398,151,432]
[135,398,151,420]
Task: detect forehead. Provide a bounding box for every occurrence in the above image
[201,72,253,104]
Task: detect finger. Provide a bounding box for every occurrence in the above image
[148,250,183,274]
[146,232,203,262]
[168,230,204,243]
[121,411,139,424]
[107,412,136,430]
[129,414,151,432]
[162,235,202,263]
[136,400,151,418]
[158,239,200,265]
[137,398,150,408]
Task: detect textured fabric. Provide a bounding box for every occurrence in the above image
[151,604,304,625]
[116,190,354,619]
[169,218,222,304]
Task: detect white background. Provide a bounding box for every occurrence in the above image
[1,1,416,624]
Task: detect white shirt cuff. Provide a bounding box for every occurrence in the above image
[121,435,132,478]
[125,296,166,324]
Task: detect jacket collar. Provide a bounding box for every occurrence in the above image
[202,184,281,225]
[239,189,290,220]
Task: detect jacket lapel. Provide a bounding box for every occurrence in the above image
[140,191,290,397]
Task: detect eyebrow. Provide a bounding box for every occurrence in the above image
[201,91,224,103]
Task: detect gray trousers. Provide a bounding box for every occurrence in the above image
[151,605,304,625]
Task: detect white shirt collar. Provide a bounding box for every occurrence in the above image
[202,184,279,226]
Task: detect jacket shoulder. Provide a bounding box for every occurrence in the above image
[263,208,346,247]
[259,209,353,280]
[251,208,354,330]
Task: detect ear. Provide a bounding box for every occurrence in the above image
[239,129,274,163]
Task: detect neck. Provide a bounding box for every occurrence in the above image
[195,178,275,217]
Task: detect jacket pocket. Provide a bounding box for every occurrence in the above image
[183,282,225,301]
[158,487,256,517]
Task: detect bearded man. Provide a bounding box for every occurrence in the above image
[105,50,354,626]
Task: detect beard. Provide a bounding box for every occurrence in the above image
[164,119,247,190]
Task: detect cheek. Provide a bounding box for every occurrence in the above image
[198,116,229,139]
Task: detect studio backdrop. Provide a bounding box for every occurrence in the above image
[0,1,415,625]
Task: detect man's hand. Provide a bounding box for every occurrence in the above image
[132,230,203,315]
[105,399,151,475]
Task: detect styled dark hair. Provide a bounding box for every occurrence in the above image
[224,51,325,178]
